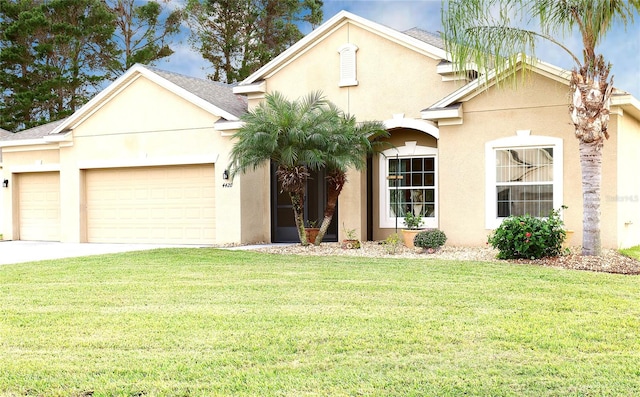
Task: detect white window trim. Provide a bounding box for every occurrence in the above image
[485,134,563,229]
[379,143,438,229]
[338,43,358,87]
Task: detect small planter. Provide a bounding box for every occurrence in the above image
[305,228,320,244]
[401,229,422,248]
[341,239,361,249]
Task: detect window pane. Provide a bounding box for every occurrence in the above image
[496,148,553,183]
[412,158,423,171]
[496,184,553,217]
[425,173,434,186]
[411,173,422,186]
[425,158,434,171]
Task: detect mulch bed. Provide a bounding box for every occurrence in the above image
[248,242,640,275]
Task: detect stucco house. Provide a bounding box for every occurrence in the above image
[1,11,639,248]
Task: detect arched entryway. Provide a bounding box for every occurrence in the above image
[368,118,440,241]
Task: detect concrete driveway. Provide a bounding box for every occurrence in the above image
[0,241,201,265]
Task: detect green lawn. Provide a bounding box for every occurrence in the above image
[1,248,639,396]
[621,245,640,261]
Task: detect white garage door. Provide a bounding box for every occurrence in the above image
[86,165,216,244]
[19,172,61,241]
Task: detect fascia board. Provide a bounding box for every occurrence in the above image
[0,139,47,148]
[233,81,266,95]
[421,104,463,121]
[611,94,640,120]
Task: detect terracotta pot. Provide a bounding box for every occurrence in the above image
[341,239,361,249]
[401,229,422,248]
[305,228,320,244]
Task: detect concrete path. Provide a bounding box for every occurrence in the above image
[0,241,293,266]
[0,241,199,265]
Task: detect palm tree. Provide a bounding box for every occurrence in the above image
[228,91,332,245]
[442,0,640,256]
[313,111,388,245]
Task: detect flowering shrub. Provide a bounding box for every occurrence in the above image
[488,208,567,259]
[414,229,447,250]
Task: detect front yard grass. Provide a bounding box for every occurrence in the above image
[621,245,640,260]
[1,248,639,396]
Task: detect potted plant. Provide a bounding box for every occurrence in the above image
[414,229,447,253]
[341,225,361,249]
[304,220,320,244]
[401,211,424,248]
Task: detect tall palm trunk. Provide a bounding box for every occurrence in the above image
[289,191,308,246]
[569,59,613,256]
[314,170,346,245]
[579,140,603,256]
[277,164,310,246]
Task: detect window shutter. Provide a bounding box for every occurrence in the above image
[338,43,358,87]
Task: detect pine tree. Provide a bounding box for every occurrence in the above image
[184,0,323,84]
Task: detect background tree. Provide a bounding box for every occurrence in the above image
[106,0,181,73]
[184,0,323,83]
[0,0,117,131]
[228,91,334,246]
[442,0,640,256]
[183,0,251,83]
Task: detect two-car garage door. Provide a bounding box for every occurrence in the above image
[85,164,216,244]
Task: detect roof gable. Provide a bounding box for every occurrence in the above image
[237,10,448,87]
[426,58,572,111]
[51,64,247,135]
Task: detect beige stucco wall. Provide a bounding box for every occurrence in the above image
[256,21,456,241]
[436,72,626,248]
[614,107,640,248]
[265,22,456,121]
[1,74,270,245]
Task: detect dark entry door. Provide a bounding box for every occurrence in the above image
[271,163,338,243]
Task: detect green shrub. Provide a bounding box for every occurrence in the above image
[488,208,567,259]
[402,212,423,230]
[414,229,447,249]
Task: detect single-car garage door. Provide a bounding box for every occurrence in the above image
[19,172,61,241]
[85,164,216,244]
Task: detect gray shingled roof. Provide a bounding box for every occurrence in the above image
[402,28,445,50]
[146,66,248,119]
[0,118,67,141]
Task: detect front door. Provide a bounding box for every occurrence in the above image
[271,163,338,243]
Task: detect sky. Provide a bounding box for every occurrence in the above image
[161,0,640,99]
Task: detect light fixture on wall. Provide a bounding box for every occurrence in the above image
[2,179,8,188]
[222,169,229,180]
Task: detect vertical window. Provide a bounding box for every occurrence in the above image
[380,144,438,229]
[496,147,554,217]
[388,157,436,219]
[338,43,358,87]
[485,135,563,229]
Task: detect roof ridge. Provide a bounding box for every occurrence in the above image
[144,65,236,88]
